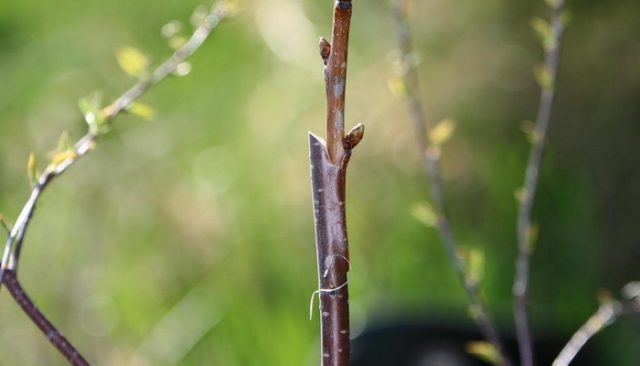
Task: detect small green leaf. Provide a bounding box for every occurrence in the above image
[116,46,150,79]
[514,187,526,203]
[534,65,554,90]
[167,35,188,50]
[466,341,501,365]
[219,1,241,17]
[161,20,183,38]
[387,77,407,99]
[544,0,561,8]
[429,118,456,146]
[190,5,209,26]
[57,131,72,151]
[531,17,556,51]
[128,102,156,119]
[172,62,192,77]
[412,202,438,228]
[521,120,540,144]
[459,246,484,286]
[79,92,108,135]
[49,150,77,167]
[27,153,38,187]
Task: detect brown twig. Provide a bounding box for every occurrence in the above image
[513,1,566,365]
[309,1,359,365]
[390,1,512,365]
[3,270,90,366]
[323,0,352,164]
[0,2,231,283]
[552,292,640,366]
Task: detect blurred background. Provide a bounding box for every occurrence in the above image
[0,0,639,364]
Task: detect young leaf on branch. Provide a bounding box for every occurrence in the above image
[27,153,38,188]
[116,46,150,79]
[128,102,156,120]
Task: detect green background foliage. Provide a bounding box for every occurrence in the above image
[0,0,639,364]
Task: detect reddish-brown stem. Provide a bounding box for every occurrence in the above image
[324,0,352,164]
[3,270,90,366]
[310,2,358,365]
[309,134,351,366]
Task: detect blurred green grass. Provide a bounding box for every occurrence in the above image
[1,0,639,364]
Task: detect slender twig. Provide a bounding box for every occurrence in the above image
[309,1,360,365]
[513,2,566,365]
[0,3,231,284]
[390,1,512,365]
[552,295,640,366]
[3,270,90,366]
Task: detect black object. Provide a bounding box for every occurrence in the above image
[352,319,597,366]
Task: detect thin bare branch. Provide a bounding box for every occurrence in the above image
[391,1,511,365]
[0,3,231,283]
[552,294,640,366]
[3,270,90,366]
[513,1,567,365]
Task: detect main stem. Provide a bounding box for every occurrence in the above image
[310,1,358,365]
[513,2,566,365]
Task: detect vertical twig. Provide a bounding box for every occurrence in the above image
[390,1,512,365]
[3,270,90,366]
[513,1,566,365]
[322,0,352,165]
[310,1,361,365]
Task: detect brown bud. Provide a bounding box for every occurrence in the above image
[344,123,364,150]
[319,37,331,65]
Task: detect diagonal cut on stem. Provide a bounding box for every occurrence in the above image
[309,1,360,365]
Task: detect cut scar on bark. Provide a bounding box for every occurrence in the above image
[323,254,351,278]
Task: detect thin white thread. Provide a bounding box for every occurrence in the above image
[309,281,349,320]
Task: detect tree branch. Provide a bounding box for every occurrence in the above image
[513,2,566,365]
[310,1,360,365]
[390,1,512,365]
[0,2,231,284]
[0,3,232,365]
[552,292,640,366]
[3,270,90,366]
